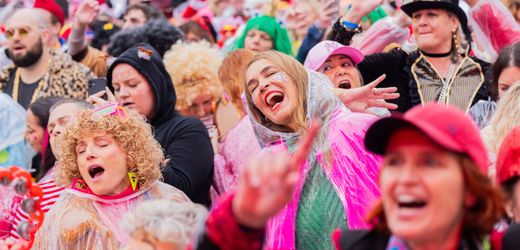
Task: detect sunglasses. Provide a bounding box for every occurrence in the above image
[4,27,31,40]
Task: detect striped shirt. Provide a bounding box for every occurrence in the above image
[9,170,64,239]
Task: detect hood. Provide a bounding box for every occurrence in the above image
[107,43,177,126]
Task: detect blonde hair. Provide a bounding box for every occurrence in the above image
[218,49,256,115]
[245,50,308,132]
[122,200,207,248]
[56,109,164,189]
[163,41,223,112]
[489,83,520,153]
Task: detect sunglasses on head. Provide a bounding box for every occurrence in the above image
[4,26,31,40]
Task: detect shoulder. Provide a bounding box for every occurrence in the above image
[50,50,94,78]
[166,115,208,134]
[151,182,191,202]
[337,229,388,250]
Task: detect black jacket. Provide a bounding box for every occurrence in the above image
[108,43,214,207]
[328,20,491,113]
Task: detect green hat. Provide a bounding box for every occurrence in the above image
[234,15,292,55]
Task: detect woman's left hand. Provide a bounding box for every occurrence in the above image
[333,74,400,113]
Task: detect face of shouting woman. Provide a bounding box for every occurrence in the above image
[380,128,471,249]
[76,131,130,196]
[246,59,299,128]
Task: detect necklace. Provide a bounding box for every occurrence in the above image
[12,68,44,104]
[437,63,457,103]
[420,50,451,58]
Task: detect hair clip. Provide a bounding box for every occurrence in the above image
[93,103,127,118]
[137,46,153,60]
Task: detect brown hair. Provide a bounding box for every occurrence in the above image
[179,20,215,44]
[56,109,164,190]
[218,49,256,115]
[367,155,505,241]
[244,50,308,133]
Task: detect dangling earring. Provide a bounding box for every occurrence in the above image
[128,171,138,191]
[451,28,459,62]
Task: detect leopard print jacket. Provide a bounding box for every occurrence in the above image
[0,49,95,100]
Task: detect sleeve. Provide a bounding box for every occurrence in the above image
[67,25,89,57]
[161,118,214,207]
[470,0,520,52]
[194,194,265,250]
[77,47,108,77]
[326,19,357,46]
[353,16,409,55]
[296,23,327,63]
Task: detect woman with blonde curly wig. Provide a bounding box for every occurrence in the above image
[164,41,223,152]
[33,106,190,249]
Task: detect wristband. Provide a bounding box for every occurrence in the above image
[341,20,359,29]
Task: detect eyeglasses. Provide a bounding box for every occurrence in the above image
[93,102,127,118]
[4,27,31,40]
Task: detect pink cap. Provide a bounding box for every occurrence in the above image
[304,40,364,71]
[365,103,488,173]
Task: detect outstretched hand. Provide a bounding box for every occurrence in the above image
[232,121,321,229]
[342,0,385,23]
[334,74,400,113]
[74,0,100,29]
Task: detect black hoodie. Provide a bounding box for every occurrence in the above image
[107,43,213,207]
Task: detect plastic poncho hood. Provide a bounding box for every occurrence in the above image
[247,70,382,249]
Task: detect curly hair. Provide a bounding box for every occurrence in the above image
[122,200,207,248]
[218,49,256,115]
[163,41,223,112]
[108,19,183,57]
[56,109,164,190]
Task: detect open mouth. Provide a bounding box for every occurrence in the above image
[338,80,351,89]
[264,91,285,111]
[11,45,26,54]
[397,194,427,209]
[122,102,134,108]
[88,164,105,180]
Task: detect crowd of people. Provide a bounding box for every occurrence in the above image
[0,0,519,249]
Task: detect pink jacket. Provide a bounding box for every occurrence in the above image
[264,109,382,249]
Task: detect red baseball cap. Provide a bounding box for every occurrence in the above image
[364,103,488,173]
[497,126,520,184]
[34,0,65,26]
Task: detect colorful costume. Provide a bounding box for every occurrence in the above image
[33,182,189,249]
[234,15,293,55]
[250,71,381,249]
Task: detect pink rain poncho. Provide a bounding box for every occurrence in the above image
[249,71,381,249]
[32,182,189,249]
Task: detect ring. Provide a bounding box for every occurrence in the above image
[372,88,379,95]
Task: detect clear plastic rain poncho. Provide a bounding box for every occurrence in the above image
[32,182,189,249]
[248,70,382,249]
[0,93,32,169]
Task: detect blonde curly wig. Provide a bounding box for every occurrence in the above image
[163,41,223,112]
[56,109,164,190]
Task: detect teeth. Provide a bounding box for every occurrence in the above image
[397,194,419,203]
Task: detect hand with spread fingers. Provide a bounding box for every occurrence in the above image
[333,74,400,113]
[232,122,321,229]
